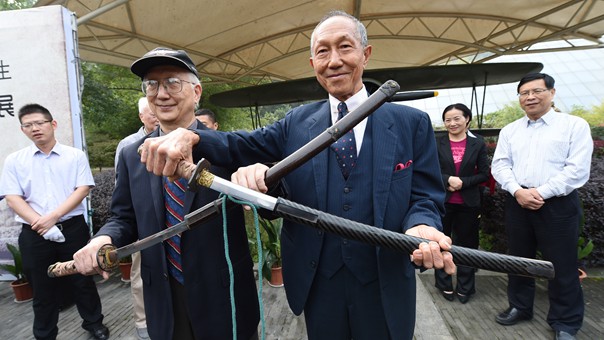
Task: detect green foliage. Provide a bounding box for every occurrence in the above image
[0,244,26,283]
[570,102,604,128]
[246,213,283,281]
[0,0,35,11]
[482,102,525,128]
[81,62,142,139]
[259,217,282,281]
[578,236,594,260]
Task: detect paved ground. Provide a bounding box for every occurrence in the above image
[1,267,602,339]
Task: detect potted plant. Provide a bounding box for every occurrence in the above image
[118,254,133,283]
[259,217,283,287]
[0,243,33,303]
[577,204,594,283]
[577,236,593,282]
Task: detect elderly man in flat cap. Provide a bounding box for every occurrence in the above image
[73,47,260,340]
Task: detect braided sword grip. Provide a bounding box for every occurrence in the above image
[273,198,554,279]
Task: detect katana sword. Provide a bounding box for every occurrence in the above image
[191,160,555,280]
[48,80,406,278]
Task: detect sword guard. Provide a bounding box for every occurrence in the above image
[188,158,212,191]
[97,244,119,272]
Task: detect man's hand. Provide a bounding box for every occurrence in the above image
[514,188,544,210]
[139,128,200,178]
[231,163,270,193]
[406,225,455,275]
[31,212,59,236]
[73,236,113,279]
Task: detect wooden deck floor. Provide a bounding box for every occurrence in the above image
[1,269,603,339]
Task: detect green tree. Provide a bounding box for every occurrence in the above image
[482,102,525,128]
[0,0,35,11]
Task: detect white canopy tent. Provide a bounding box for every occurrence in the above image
[35,0,604,86]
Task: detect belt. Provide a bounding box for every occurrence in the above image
[23,214,84,231]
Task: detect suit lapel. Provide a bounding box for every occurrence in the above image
[459,135,478,172]
[145,130,166,230]
[311,102,331,211]
[371,107,396,228]
[183,121,207,213]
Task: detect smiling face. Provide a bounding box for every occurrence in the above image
[309,16,371,102]
[144,65,201,133]
[443,108,469,139]
[20,112,57,150]
[518,78,555,120]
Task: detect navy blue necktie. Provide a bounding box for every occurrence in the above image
[163,177,186,284]
[331,102,357,179]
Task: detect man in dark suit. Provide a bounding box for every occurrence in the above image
[139,11,455,340]
[73,48,260,340]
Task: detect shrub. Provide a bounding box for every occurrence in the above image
[90,169,116,233]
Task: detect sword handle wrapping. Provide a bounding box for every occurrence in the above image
[47,260,79,278]
[47,244,119,277]
[273,198,555,279]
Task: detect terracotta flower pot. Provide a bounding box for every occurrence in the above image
[268,266,283,288]
[578,268,587,283]
[119,262,132,282]
[11,280,33,303]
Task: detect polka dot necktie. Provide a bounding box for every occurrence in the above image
[331,102,357,179]
[163,177,186,284]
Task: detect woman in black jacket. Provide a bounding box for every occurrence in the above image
[434,103,490,304]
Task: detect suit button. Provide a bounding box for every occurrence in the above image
[317,230,323,236]
[343,204,350,211]
[344,187,351,193]
[163,273,168,280]
[342,239,348,245]
[310,261,317,268]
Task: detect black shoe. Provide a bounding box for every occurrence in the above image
[457,292,471,304]
[554,331,575,340]
[88,324,110,340]
[440,290,455,301]
[495,307,532,325]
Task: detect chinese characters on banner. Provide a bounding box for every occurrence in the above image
[0,59,15,118]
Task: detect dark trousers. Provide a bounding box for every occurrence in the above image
[435,203,480,295]
[169,276,258,340]
[504,191,584,334]
[19,215,104,340]
[304,266,390,340]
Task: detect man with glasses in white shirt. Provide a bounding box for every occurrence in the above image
[0,104,108,340]
[491,73,593,340]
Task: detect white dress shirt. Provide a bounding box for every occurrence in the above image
[329,86,369,156]
[0,141,95,224]
[491,109,592,199]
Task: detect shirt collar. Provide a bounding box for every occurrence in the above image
[329,85,369,122]
[524,108,556,127]
[29,139,61,156]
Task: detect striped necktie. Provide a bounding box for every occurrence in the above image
[331,102,357,179]
[163,177,186,284]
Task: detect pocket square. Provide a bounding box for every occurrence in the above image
[395,160,413,171]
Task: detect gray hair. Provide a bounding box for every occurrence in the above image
[310,10,368,57]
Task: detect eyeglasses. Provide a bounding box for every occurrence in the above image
[141,77,195,96]
[20,120,52,129]
[517,88,550,99]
